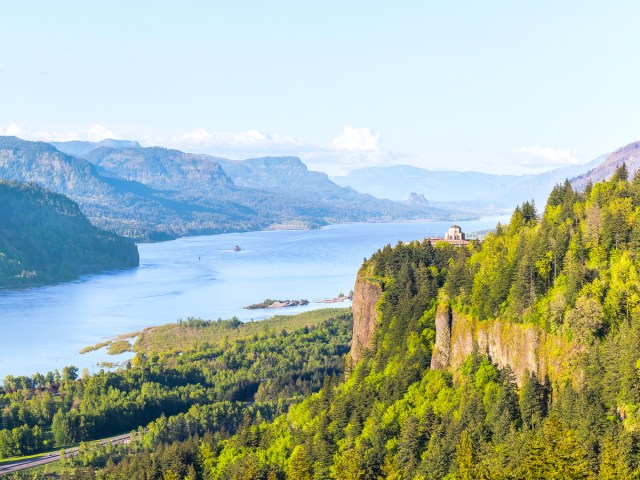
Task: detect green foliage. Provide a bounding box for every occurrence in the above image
[12,174,640,478]
[0,180,138,287]
[143,173,640,480]
[0,311,352,460]
[135,308,348,354]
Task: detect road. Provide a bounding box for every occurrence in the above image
[0,433,131,476]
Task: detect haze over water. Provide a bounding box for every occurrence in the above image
[0,218,506,378]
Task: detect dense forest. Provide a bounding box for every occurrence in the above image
[0,310,351,461]
[0,181,138,287]
[6,168,640,478]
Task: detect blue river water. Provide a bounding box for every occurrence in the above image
[0,218,507,378]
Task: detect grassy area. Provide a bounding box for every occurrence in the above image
[0,450,48,466]
[79,341,110,354]
[0,430,132,467]
[80,332,138,356]
[134,307,351,354]
[107,340,133,355]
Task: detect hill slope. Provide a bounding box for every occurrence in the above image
[0,136,258,239]
[218,156,439,218]
[182,174,640,478]
[0,137,460,240]
[83,146,234,193]
[84,147,451,229]
[572,140,640,189]
[0,181,139,287]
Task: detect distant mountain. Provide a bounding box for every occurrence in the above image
[0,137,258,239]
[333,157,603,210]
[218,156,328,194]
[0,136,111,197]
[83,146,234,193]
[571,141,640,189]
[0,181,138,287]
[406,192,429,206]
[0,137,452,240]
[50,139,141,157]
[334,165,511,202]
[216,156,433,217]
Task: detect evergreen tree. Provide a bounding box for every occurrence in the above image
[520,372,545,429]
[612,162,629,183]
[455,430,476,480]
[396,415,422,477]
[287,444,313,480]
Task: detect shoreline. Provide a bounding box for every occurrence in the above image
[0,218,504,379]
[133,214,503,245]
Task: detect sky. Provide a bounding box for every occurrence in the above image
[1,1,640,176]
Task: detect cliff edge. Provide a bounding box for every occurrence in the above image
[350,275,383,363]
[430,303,576,385]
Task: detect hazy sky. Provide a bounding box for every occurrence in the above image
[1,1,640,175]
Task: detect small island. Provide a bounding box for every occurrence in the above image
[318,293,352,303]
[244,298,309,309]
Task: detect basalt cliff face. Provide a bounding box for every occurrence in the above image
[430,303,576,385]
[350,275,383,363]
[350,277,576,385]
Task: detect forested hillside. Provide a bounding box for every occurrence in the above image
[7,168,640,478]
[0,181,138,287]
[170,164,640,479]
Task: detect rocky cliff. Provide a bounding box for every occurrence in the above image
[350,274,576,385]
[350,275,383,363]
[430,303,576,385]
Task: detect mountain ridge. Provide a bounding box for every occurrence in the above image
[0,137,448,240]
[571,140,640,189]
[50,138,142,157]
[333,156,604,209]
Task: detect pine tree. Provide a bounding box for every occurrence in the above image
[520,372,545,429]
[456,430,476,480]
[599,435,630,479]
[396,415,422,477]
[287,445,313,480]
[542,415,590,479]
[612,162,629,183]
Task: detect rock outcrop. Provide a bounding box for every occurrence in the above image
[430,302,453,369]
[431,303,575,386]
[350,275,383,363]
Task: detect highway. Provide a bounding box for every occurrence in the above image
[0,433,131,476]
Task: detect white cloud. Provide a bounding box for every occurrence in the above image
[0,123,120,142]
[78,124,120,142]
[0,122,400,176]
[331,126,381,152]
[513,146,585,170]
[165,126,398,175]
[1,124,27,137]
[172,129,304,151]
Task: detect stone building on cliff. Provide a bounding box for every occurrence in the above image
[428,225,470,246]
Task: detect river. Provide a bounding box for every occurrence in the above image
[0,217,507,378]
